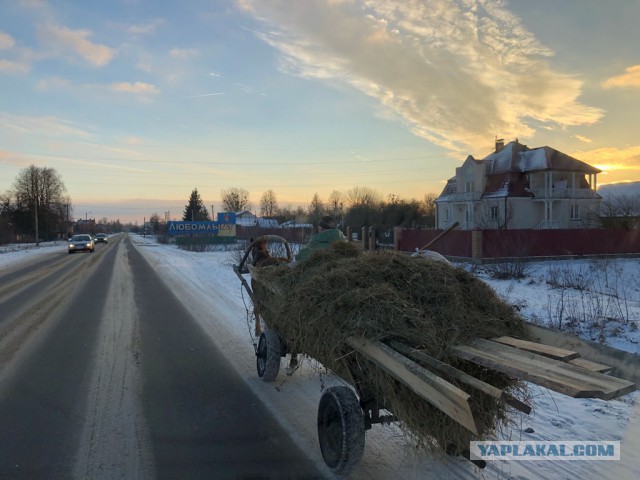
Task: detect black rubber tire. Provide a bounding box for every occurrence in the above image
[256,329,282,381]
[317,386,365,475]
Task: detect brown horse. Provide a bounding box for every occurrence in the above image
[251,239,288,335]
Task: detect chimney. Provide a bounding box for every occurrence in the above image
[495,138,504,152]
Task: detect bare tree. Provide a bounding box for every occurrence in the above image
[327,190,344,218]
[475,200,513,229]
[259,189,278,217]
[423,193,437,217]
[343,186,383,208]
[600,193,640,229]
[11,165,68,241]
[221,187,250,213]
[387,193,402,205]
[307,193,325,225]
[149,213,161,234]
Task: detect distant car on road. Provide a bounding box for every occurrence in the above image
[94,233,108,243]
[68,234,95,254]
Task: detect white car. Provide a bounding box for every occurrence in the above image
[68,234,95,253]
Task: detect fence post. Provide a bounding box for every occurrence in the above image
[361,226,368,251]
[346,226,352,242]
[471,228,483,262]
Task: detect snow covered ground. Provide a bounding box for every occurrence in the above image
[2,236,639,479]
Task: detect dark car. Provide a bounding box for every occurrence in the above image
[68,234,95,253]
[94,233,108,243]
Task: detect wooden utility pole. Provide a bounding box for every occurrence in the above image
[34,173,39,246]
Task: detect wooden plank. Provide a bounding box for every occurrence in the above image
[569,357,613,374]
[346,337,479,435]
[451,338,635,400]
[525,323,640,385]
[388,340,531,415]
[491,336,579,361]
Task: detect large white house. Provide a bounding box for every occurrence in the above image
[435,140,602,230]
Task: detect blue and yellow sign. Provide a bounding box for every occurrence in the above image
[168,212,236,237]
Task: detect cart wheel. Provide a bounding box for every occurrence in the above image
[317,386,365,475]
[256,329,282,381]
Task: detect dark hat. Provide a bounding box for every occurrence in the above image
[318,215,336,229]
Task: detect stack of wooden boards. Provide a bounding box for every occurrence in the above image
[348,333,637,435]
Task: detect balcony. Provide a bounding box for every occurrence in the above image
[536,220,560,229]
[533,187,597,199]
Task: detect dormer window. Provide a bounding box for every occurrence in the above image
[465,181,474,193]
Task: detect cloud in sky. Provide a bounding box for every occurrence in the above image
[37,24,116,67]
[0,31,15,49]
[0,113,93,138]
[240,0,604,155]
[0,59,30,74]
[35,75,70,91]
[573,145,640,183]
[0,31,30,74]
[169,48,199,59]
[108,81,160,96]
[126,18,166,36]
[602,65,640,89]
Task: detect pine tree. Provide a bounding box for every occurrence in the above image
[182,188,210,221]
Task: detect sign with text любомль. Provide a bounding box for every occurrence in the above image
[167,212,236,237]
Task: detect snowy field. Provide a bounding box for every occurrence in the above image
[2,236,639,479]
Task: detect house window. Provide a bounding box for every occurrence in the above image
[490,205,499,221]
[570,204,580,220]
[465,181,474,193]
[444,206,451,222]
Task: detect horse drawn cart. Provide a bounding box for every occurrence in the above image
[233,235,639,475]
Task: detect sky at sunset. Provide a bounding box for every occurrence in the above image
[1,0,639,223]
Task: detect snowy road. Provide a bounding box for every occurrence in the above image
[0,235,324,479]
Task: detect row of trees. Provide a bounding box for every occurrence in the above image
[1,165,145,244]
[152,186,437,234]
[257,186,438,230]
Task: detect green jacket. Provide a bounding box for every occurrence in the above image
[295,228,347,262]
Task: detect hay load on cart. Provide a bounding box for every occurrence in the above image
[234,237,637,475]
[252,242,528,449]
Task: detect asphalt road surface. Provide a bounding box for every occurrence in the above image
[0,235,326,479]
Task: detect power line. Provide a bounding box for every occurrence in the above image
[11,150,445,167]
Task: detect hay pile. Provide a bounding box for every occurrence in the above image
[254,242,528,452]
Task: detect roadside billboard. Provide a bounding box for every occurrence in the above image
[167,212,236,238]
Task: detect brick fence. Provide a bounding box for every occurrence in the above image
[394,228,640,261]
